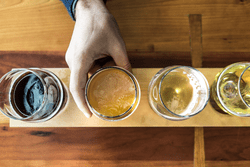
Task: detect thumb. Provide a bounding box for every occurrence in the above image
[69,66,93,118]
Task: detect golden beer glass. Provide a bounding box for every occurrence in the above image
[85,66,141,121]
[211,62,250,116]
[148,66,210,121]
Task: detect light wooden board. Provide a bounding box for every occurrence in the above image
[10,68,250,127]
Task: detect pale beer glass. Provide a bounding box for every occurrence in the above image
[148,66,210,121]
[211,62,250,116]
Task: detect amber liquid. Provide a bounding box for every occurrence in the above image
[212,64,250,115]
[87,68,136,117]
[160,71,195,115]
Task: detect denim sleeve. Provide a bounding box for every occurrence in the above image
[61,0,79,21]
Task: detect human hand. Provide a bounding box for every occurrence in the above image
[65,0,131,118]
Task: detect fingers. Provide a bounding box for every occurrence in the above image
[88,56,116,76]
[110,43,132,72]
[69,65,93,118]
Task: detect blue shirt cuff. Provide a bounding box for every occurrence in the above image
[61,0,79,21]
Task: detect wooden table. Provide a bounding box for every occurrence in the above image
[1,0,250,167]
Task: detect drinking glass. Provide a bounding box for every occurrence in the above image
[0,68,67,122]
[148,66,210,121]
[211,62,250,116]
[85,66,141,121]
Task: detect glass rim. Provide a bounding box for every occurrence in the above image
[0,68,65,122]
[27,68,65,122]
[238,65,250,108]
[216,62,250,117]
[158,66,210,118]
[85,66,139,121]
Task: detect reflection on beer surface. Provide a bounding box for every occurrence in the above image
[160,70,193,115]
[14,74,44,116]
[87,68,136,117]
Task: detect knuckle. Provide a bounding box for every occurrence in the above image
[65,50,72,65]
[123,62,131,70]
[69,84,78,95]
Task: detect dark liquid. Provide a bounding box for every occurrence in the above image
[14,74,44,116]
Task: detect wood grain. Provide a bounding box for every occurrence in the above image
[2,51,250,71]
[189,13,205,167]
[108,0,250,52]
[189,14,203,68]
[0,160,193,167]
[0,127,194,161]
[206,161,250,167]
[205,127,250,161]
[1,0,250,53]
[194,128,205,167]
[1,0,250,165]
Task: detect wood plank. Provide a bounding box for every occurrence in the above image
[194,128,205,167]
[0,127,194,160]
[0,51,67,76]
[189,14,202,68]
[0,160,193,167]
[1,51,250,70]
[5,160,250,166]
[1,0,250,52]
[5,67,250,127]
[108,0,250,52]
[189,14,205,167]
[206,161,250,167]
[205,127,250,161]
[0,0,74,51]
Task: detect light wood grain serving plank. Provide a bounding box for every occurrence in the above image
[7,67,250,127]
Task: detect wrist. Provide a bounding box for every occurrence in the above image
[75,0,108,20]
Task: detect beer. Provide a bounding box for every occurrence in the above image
[148,66,209,120]
[212,63,250,116]
[12,73,45,117]
[86,67,140,121]
[0,68,67,122]
[160,70,195,115]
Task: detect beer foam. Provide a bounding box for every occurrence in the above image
[88,68,136,117]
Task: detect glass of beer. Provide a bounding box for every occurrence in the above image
[211,62,250,116]
[0,68,67,122]
[85,66,141,121]
[148,66,210,121]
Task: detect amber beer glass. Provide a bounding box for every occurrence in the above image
[85,66,141,121]
[211,62,250,116]
[148,66,210,121]
[0,68,67,122]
